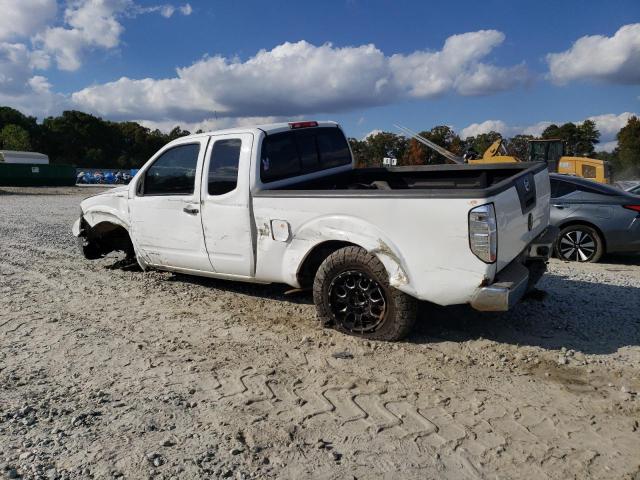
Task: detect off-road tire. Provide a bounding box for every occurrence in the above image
[313,246,417,341]
[555,224,604,263]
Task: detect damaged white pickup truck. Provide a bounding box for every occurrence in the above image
[73,121,557,340]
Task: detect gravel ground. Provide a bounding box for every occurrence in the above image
[1,187,639,480]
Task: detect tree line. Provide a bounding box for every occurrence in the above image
[0,105,638,177]
[0,107,191,169]
[349,118,640,178]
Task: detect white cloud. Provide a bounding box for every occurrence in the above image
[0,0,57,41]
[454,63,530,96]
[521,121,553,137]
[547,23,640,85]
[596,141,618,153]
[459,119,552,139]
[0,39,61,117]
[71,33,530,122]
[460,120,511,139]
[362,129,383,140]
[389,30,530,97]
[586,112,636,139]
[138,115,286,134]
[0,0,191,118]
[0,49,66,117]
[34,0,194,71]
[0,43,33,94]
[159,6,175,18]
[140,3,193,18]
[460,112,638,151]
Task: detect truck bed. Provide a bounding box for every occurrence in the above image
[256,162,547,198]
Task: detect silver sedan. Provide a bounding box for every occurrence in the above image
[550,174,640,262]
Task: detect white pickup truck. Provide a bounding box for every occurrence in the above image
[73,121,557,341]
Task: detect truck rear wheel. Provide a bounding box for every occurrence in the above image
[313,246,417,341]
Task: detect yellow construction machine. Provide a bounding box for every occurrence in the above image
[468,138,611,184]
[395,125,610,184]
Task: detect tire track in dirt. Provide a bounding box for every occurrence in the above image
[2,191,640,479]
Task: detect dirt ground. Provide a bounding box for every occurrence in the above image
[1,187,639,480]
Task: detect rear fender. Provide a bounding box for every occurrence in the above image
[282,215,412,291]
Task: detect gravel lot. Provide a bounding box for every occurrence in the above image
[1,187,639,480]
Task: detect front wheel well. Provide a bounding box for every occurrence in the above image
[81,219,134,259]
[296,240,360,288]
[556,220,607,253]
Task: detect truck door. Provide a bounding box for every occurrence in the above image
[200,133,254,277]
[129,137,214,272]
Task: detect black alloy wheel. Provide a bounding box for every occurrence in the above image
[328,270,387,333]
[556,225,603,263]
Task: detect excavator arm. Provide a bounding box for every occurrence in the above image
[395,124,464,164]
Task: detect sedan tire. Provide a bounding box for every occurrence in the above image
[555,225,604,263]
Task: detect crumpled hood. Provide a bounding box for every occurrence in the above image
[85,185,129,199]
[80,185,130,216]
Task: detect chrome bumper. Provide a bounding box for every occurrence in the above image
[470,226,558,312]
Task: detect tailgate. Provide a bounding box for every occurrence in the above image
[492,165,551,272]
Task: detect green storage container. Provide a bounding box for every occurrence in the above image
[0,163,76,186]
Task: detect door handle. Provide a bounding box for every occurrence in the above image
[552,204,565,209]
[183,206,199,215]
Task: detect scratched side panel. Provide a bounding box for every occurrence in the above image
[252,196,494,305]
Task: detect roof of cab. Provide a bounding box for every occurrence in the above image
[173,120,340,141]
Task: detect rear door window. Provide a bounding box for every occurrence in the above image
[260,127,350,183]
[261,133,300,183]
[208,138,242,195]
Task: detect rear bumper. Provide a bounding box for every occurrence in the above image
[470,226,559,312]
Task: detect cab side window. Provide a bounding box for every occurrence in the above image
[208,139,242,195]
[143,144,199,195]
[260,127,351,183]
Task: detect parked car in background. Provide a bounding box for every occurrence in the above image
[614,180,640,191]
[626,183,640,195]
[550,174,640,262]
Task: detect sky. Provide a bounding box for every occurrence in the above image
[0,0,639,151]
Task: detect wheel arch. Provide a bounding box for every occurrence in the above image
[80,217,135,259]
[296,240,360,288]
[283,215,411,291]
[82,207,129,231]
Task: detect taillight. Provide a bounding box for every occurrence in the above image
[469,204,497,263]
[623,205,640,212]
[289,121,318,129]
